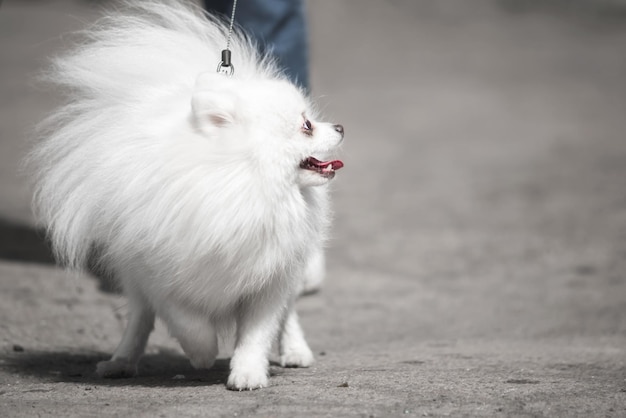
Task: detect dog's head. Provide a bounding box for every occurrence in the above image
[191,72,344,187]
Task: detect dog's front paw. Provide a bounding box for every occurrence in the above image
[226,368,268,391]
[280,345,314,368]
[96,358,137,378]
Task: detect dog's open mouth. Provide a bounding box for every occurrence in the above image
[300,157,344,179]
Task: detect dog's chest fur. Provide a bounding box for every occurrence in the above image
[115,184,327,316]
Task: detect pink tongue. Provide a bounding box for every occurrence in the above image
[329,160,344,170]
[311,157,344,170]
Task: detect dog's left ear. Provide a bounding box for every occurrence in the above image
[192,73,238,135]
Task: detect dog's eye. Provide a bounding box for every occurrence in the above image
[302,119,312,132]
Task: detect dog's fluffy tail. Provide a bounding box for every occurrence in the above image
[27,0,278,269]
[45,0,276,100]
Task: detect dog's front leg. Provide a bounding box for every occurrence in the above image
[227,292,285,391]
[279,301,314,368]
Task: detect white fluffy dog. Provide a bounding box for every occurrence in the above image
[28,0,344,390]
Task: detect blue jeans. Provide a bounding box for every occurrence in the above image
[204,0,310,92]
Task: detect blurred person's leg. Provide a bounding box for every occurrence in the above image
[204,0,310,92]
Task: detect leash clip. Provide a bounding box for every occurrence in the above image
[217,49,234,76]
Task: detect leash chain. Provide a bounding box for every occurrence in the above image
[217,0,238,76]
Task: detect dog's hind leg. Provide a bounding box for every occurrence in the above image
[159,305,218,370]
[97,294,155,378]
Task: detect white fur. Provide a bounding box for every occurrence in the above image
[27,0,343,390]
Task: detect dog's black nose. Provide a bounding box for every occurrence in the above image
[334,124,344,135]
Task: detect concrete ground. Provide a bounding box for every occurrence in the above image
[1,0,626,416]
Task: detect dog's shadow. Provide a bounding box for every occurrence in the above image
[0,218,55,265]
[2,349,232,387]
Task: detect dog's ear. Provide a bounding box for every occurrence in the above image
[192,91,237,130]
[192,73,238,135]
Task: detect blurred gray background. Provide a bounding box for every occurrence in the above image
[1,0,625,416]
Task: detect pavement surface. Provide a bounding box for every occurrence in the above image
[1,0,626,417]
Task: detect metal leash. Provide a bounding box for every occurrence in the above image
[216,0,238,76]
